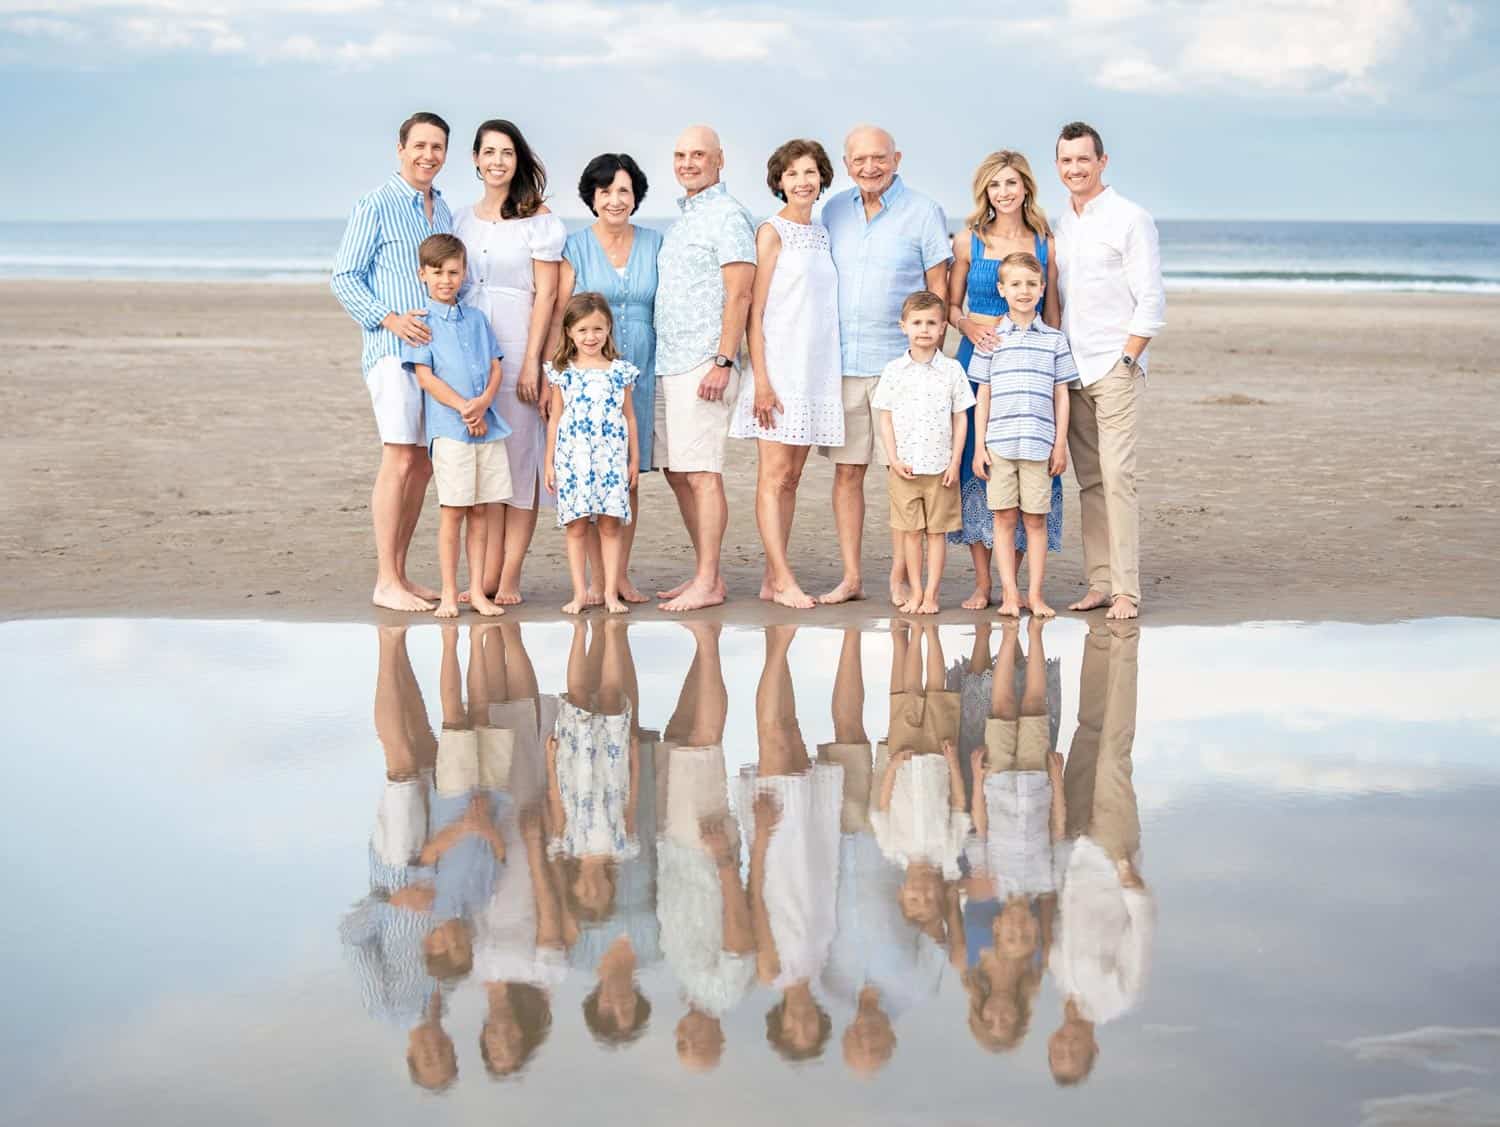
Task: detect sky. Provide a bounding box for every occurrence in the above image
[2,0,1498,224]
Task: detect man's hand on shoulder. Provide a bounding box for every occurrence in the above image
[383,309,431,346]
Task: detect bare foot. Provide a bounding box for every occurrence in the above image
[373,582,435,613]
[1068,590,1111,612]
[656,577,692,600]
[405,579,441,601]
[759,574,774,601]
[1105,595,1139,620]
[560,597,586,615]
[470,591,506,617]
[585,587,604,607]
[915,597,939,615]
[898,597,921,615]
[434,598,460,619]
[1029,598,1057,619]
[659,577,727,613]
[996,592,1022,617]
[494,586,524,606]
[605,597,630,614]
[818,578,865,605]
[771,583,816,610]
[618,577,650,604]
[961,586,991,610]
[889,581,911,607]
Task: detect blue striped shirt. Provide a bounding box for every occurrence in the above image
[969,317,1079,462]
[331,172,453,375]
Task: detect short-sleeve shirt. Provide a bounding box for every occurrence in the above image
[400,298,510,452]
[823,176,953,378]
[871,351,976,475]
[967,316,1079,461]
[654,182,757,377]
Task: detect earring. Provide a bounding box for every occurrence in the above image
[475,167,483,180]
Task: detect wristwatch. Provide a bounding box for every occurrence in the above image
[713,354,733,369]
[1118,353,1137,372]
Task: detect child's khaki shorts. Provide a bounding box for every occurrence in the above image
[985,448,1051,514]
[889,471,961,533]
[983,714,1050,771]
[433,436,513,508]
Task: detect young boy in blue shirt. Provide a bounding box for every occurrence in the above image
[402,234,512,618]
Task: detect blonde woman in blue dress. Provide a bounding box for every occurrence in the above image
[543,293,640,615]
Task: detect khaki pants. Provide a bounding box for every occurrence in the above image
[1062,621,1141,861]
[1068,364,1142,606]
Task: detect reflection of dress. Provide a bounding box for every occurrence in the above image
[563,225,662,471]
[548,698,637,862]
[455,207,567,510]
[949,230,1063,553]
[729,216,844,446]
[545,359,638,526]
[734,763,843,989]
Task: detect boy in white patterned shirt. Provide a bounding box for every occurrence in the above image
[872,291,976,615]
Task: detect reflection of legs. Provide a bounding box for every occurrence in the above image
[756,442,814,609]
[467,624,493,725]
[666,623,727,748]
[597,619,632,716]
[757,625,808,777]
[990,620,1020,722]
[1084,623,1141,858]
[890,618,919,695]
[1020,618,1048,718]
[564,619,596,706]
[377,626,427,778]
[821,463,867,605]
[921,622,945,692]
[831,630,867,745]
[439,625,466,729]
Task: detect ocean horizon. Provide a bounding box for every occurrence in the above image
[3,217,1498,294]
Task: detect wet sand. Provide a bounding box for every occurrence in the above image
[1,281,1497,625]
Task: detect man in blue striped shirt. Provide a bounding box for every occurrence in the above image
[332,111,454,613]
[970,252,1076,618]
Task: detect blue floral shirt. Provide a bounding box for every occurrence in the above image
[653,182,757,377]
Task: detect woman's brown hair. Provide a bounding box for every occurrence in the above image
[551,292,619,372]
[472,119,547,219]
[765,138,835,202]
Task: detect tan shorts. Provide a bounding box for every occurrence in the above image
[983,714,1049,771]
[816,740,875,834]
[888,690,961,756]
[818,376,888,466]
[655,359,739,474]
[889,471,961,533]
[432,436,513,508]
[985,449,1051,514]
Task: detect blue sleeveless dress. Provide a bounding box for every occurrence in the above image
[949,231,1064,554]
[562,225,663,471]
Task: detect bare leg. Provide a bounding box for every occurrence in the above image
[916,532,945,614]
[756,625,809,777]
[1022,512,1054,617]
[1021,616,1049,716]
[495,502,539,606]
[962,541,993,610]
[564,618,591,704]
[598,516,629,614]
[435,506,464,619]
[897,530,924,615]
[665,622,727,748]
[993,509,1022,617]
[466,504,504,616]
[372,443,434,612]
[755,442,814,609]
[596,617,631,715]
[831,629,868,744]
[922,620,946,689]
[499,620,537,700]
[1015,548,1030,610]
[584,524,606,607]
[376,626,423,779]
[439,624,465,728]
[889,525,911,607]
[659,471,728,612]
[395,446,436,600]
[560,519,590,615]
[466,621,494,725]
[990,619,1020,722]
[617,484,648,603]
[820,462,867,604]
[482,503,507,599]
[658,469,701,599]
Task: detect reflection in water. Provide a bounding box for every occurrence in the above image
[344,617,1149,1090]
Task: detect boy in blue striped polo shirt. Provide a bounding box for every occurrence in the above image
[971,253,1077,619]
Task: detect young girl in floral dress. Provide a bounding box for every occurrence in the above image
[543,292,640,615]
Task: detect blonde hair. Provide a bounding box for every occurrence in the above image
[552,292,619,371]
[966,151,1050,239]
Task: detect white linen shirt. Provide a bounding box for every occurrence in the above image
[1053,187,1166,387]
[871,351,976,475]
[1049,836,1155,1024]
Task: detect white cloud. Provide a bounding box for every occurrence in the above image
[5,14,87,39]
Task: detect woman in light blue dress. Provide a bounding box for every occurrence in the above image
[555,153,662,605]
[946,151,1064,610]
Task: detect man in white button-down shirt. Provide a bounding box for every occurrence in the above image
[1053,122,1166,620]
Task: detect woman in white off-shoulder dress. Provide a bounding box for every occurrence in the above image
[455,118,566,606]
[732,140,844,611]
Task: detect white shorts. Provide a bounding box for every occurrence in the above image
[432,436,513,508]
[654,359,739,474]
[364,354,424,446]
[373,776,428,867]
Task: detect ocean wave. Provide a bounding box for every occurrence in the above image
[1166,268,1500,293]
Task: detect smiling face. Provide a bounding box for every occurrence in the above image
[987,164,1026,218]
[568,311,612,358]
[407,1024,457,1090]
[994,897,1040,959]
[999,263,1044,318]
[673,126,723,194]
[1056,135,1107,200]
[399,122,447,189]
[899,866,943,924]
[1048,1018,1098,1083]
[844,127,899,198]
[778,154,824,206]
[675,1010,725,1072]
[473,129,516,192]
[419,255,465,304]
[842,1008,896,1075]
[594,168,636,228]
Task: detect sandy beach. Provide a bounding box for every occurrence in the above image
[2,281,1496,625]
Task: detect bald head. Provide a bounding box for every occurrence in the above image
[844,124,900,200]
[673,124,725,196]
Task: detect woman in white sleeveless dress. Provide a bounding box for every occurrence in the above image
[454,119,567,605]
[732,140,844,610]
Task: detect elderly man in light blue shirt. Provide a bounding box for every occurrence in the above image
[820,126,953,607]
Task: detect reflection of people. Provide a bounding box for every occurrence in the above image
[1048,621,1152,1085]
[657,623,755,1071]
[737,626,842,1063]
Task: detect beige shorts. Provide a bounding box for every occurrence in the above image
[655,359,739,474]
[985,448,1051,514]
[983,714,1049,771]
[819,376,888,466]
[888,690,961,757]
[889,471,961,533]
[817,740,875,833]
[432,436,513,508]
[365,354,424,446]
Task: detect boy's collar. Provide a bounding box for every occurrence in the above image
[999,313,1041,333]
[426,296,463,320]
[901,347,941,367]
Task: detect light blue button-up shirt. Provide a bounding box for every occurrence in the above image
[653,181,757,377]
[331,172,454,375]
[823,175,953,378]
[400,298,509,452]
[969,316,1079,462]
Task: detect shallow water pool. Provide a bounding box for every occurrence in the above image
[2,616,1498,1127]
